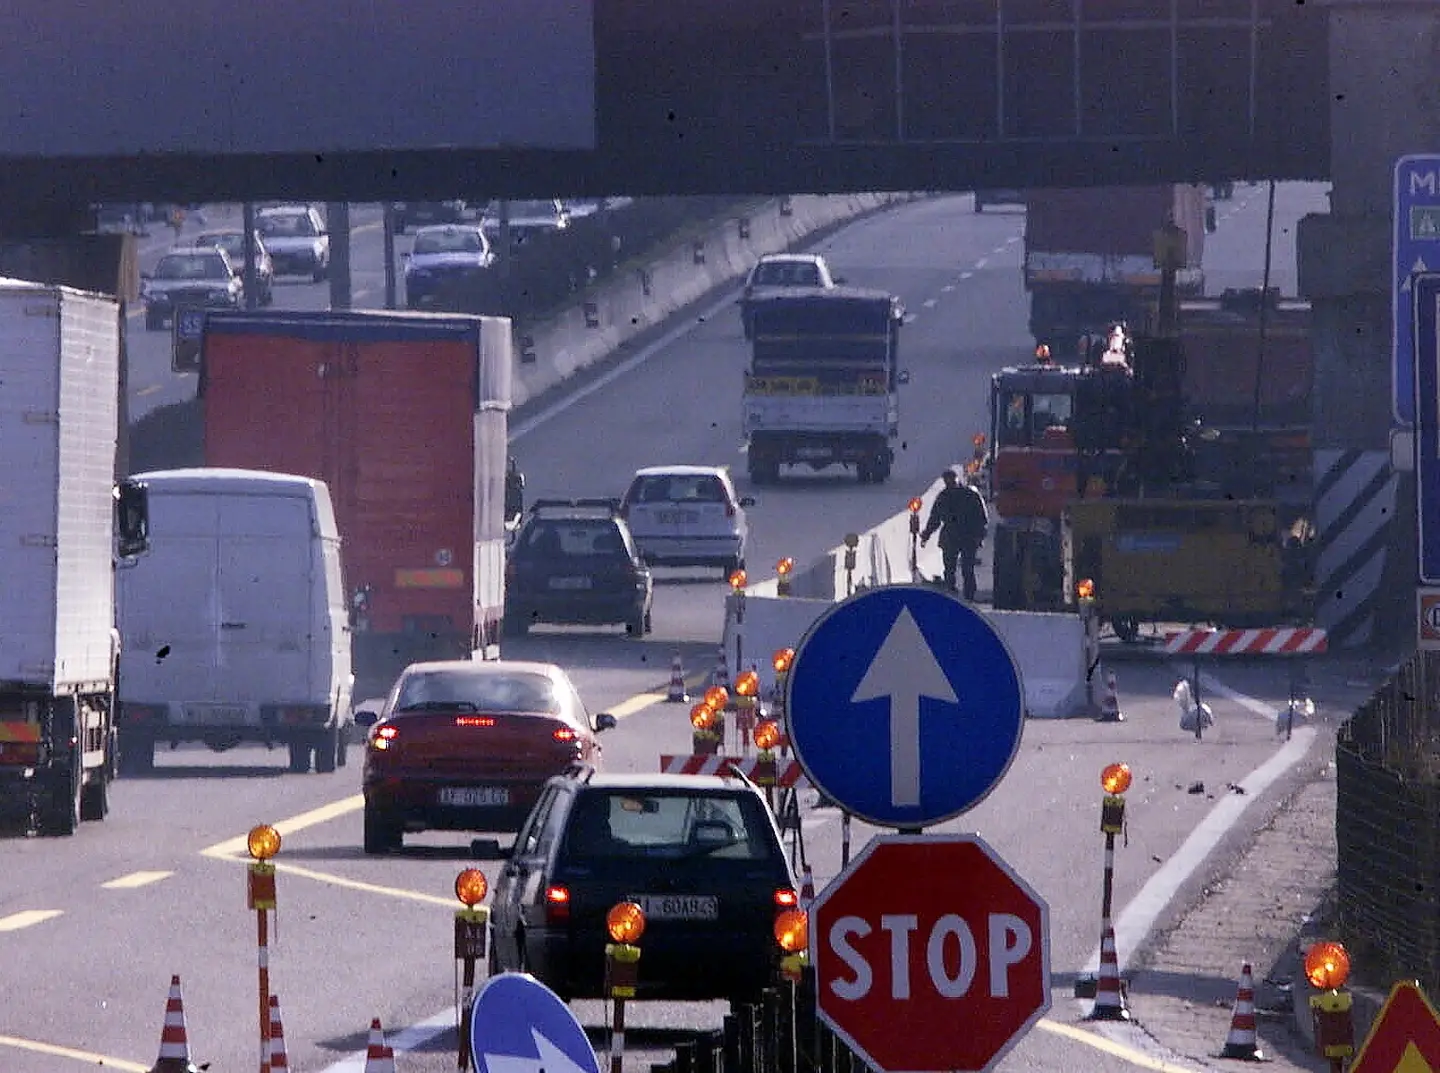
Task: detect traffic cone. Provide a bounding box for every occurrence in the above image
[1098,670,1125,723]
[151,975,204,1073]
[269,994,289,1071]
[799,866,817,908]
[364,1018,398,1073]
[1218,962,1266,1060]
[666,652,689,703]
[1086,923,1130,1021]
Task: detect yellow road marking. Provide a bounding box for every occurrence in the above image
[0,1034,147,1072]
[101,870,173,890]
[0,909,63,931]
[200,793,364,858]
[610,691,664,718]
[1036,1018,1200,1071]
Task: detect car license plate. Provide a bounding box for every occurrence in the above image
[548,576,593,590]
[180,705,246,725]
[796,446,832,460]
[437,786,511,807]
[654,511,699,525]
[628,894,719,921]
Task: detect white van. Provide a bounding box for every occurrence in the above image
[115,468,354,774]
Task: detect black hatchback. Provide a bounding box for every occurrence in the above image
[504,499,653,637]
[488,770,799,1004]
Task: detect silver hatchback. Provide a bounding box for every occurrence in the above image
[620,465,754,575]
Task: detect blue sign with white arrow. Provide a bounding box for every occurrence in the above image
[1393,154,1440,425]
[784,584,1025,829]
[470,972,601,1073]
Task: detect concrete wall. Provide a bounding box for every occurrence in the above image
[510,194,916,409]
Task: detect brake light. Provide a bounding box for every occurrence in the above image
[372,724,399,751]
[552,727,577,743]
[456,716,497,728]
[724,501,736,517]
[774,888,799,908]
[544,884,571,923]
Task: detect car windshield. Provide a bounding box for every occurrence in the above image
[197,234,242,259]
[413,229,485,255]
[517,520,629,561]
[257,212,316,238]
[627,474,728,505]
[752,261,821,287]
[391,670,559,714]
[562,790,774,861]
[153,253,228,280]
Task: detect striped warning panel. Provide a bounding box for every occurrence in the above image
[1314,448,1399,649]
[660,755,810,787]
[661,754,742,776]
[1162,628,1328,655]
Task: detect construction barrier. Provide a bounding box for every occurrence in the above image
[721,594,834,701]
[1162,626,1328,655]
[661,754,808,788]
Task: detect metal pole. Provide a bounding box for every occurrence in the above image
[1101,830,1117,924]
[242,202,259,311]
[609,994,626,1073]
[1192,657,1204,741]
[840,811,852,868]
[258,906,271,1073]
[327,202,351,310]
[382,203,398,310]
[1250,179,1277,438]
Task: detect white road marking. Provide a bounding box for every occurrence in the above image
[101,870,172,889]
[922,298,937,309]
[975,257,989,269]
[0,909,62,931]
[941,284,955,293]
[960,271,974,280]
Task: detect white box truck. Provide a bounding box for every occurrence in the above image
[115,468,354,774]
[0,278,150,834]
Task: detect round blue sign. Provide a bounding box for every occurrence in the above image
[784,585,1025,829]
[470,972,600,1073]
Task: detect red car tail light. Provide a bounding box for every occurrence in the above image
[774,888,799,908]
[544,884,571,924]
[371,724,400,751]
[552,727,577,743]
[456,716,497,728]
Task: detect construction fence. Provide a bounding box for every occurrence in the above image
[1335,649,1440,995]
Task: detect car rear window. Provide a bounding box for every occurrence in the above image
[626,475,729,506]
[753,261,821,287]
[561,790,778,862]
[517,520,630,561]
[392,670,559,714]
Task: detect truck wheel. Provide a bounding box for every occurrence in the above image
[313,726,341,774]
[287,741,311,774]
[80,771,109,822]
[118,730,154,776]
[363,803,403,854]
[41,756,82,836]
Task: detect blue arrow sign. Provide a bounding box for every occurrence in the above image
[1416,274,1440,583]
[1394,155,1440,425]
[176,307,206,342]
[470,972,601,1073]
[784,584,1025,829]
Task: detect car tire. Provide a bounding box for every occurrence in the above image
[363,802,403,855]
[144,309,164,332]
[626,612,646,638]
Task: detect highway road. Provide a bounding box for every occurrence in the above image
[0,185,1338,1073]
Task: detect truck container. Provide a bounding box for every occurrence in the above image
[0,278,149,833]
[199,310,512,701]
[1024,185,1208,353]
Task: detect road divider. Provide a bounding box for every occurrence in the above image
[511,193,920,410]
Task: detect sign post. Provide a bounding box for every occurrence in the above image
[171,306,205,373]
[1393,155,1440,425]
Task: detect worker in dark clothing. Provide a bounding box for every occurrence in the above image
[919,468,989,600]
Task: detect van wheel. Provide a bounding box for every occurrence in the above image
[80,771,109,822]
[313,727,340,774]
[287,741,311,774]
[363,804,403,854]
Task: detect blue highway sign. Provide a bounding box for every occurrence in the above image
[1394,155,1440,425]
[176,307,206,341]
[784,584,1025,829]
[470,972,601,1073]
[1415,274,1440,584]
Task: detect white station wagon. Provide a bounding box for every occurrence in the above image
[620,465,755,576]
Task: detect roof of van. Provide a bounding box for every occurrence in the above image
[130,468,327,496]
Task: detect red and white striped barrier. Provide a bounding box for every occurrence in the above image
[1162,627,1327,656]
[661,755,809,788]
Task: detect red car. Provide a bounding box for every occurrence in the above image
[357,660,617,854]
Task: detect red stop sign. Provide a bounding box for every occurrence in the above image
[810,833,1051,1073]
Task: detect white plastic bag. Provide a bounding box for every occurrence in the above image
[1173,679,1215,733]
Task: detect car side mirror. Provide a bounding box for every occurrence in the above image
[897,369,912,385]
[354,707,381,728]
[739,496,756,507]
[832,275,847,285]
[594,712,618,732]
[115,480,150,558]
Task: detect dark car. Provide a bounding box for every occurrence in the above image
[403,224,495,309]
[504,499,653,638]
[140,247,244,331]
[489,768,799,1003]
[356,659,618,854]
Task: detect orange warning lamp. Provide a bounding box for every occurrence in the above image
[728,569,748,592]
[1304,941,1351,991]
[454,868,489,908]
[1077,577,1096,602]
[247,824,281,861]
[907,497,923,514]
[774,908,809,953]
[735,669,760,698]
[1035,344,1052,362]
[1100,763,1132,795]
[703,685,729,710]
[754,718,784,751]
[776,557,794,578]
[690,703,716,731]
[772,647,795,674]
[607,901,647,944]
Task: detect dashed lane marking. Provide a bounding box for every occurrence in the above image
[0,1033,148,1073]
[975,257,989,268]
[0,909,63,931]
[922,298,938,309]
[101,870,172,889]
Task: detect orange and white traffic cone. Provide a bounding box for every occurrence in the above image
[269,994,289,1071]
[364,1018,398,1073]
[666,652,689,703]
[799,866,817,909]
[151,975,203,1073]
[1086,923,1130,1021]
[1219,962,1266,1060]
[1098,670,1125,723]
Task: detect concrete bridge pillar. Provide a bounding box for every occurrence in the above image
[1297,2,1440,652]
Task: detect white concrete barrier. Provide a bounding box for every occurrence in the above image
[512,194,920,409]
[720,593,835,699]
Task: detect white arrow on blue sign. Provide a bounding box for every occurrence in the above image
[1393,155,1440,425]
[784,584,1025,829]
[470,972,600,1073]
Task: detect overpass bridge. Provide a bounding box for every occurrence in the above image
[0,0,1436,655]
